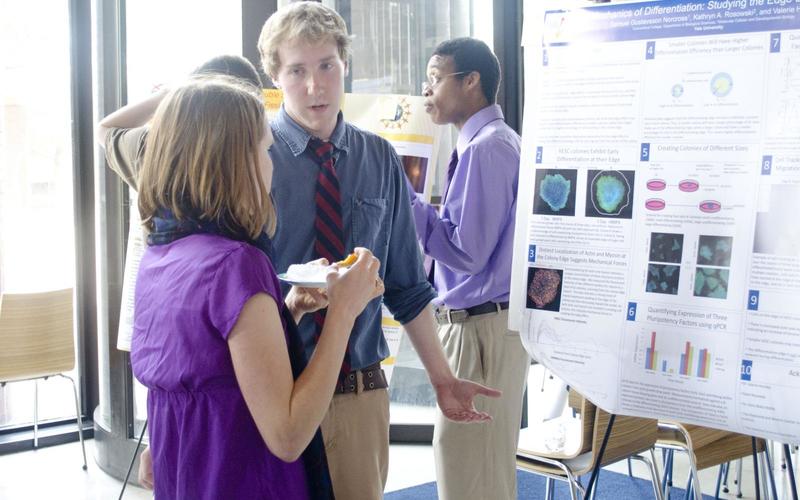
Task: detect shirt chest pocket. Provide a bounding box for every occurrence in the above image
[352,198,389,255]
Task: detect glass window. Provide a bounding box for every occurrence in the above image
[0,1,77,429]
[125,1,243,102]
[124,0,243,433]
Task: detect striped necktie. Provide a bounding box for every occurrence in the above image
[428,148,460,284]
[441,148,459,202]
[307,137,351,380]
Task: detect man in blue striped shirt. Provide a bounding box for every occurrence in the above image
[258,4,501,499]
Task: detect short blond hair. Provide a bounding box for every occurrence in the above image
[257,1,352,80]
[138,76,276,240]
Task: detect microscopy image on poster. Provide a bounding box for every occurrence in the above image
[646,264,680,296]
[533,169,577,216]
[526,267,563,312]
[585,170,635,219]
[753,184,800,256]
[693,267,729,299]
[696,235,733,267]
[401,156,428,194]
[649,232,684,264]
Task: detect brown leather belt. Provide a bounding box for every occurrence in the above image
[334,362,388,394]
[435,301,510,325]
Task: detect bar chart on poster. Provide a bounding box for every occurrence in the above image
[510,0,800,443]
[638,330,716,380]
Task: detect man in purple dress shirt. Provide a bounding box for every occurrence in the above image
[411,38,531,500]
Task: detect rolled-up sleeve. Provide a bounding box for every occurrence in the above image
[382,149,437,324]
[103,126,148,190]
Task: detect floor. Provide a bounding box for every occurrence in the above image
[0,368,796,499]
[0,437,797,499]
[0,439,436,500]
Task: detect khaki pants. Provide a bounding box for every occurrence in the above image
[320,370,390,500]
[433,309,530,500]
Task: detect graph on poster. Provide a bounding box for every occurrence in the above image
[638,330,713,379]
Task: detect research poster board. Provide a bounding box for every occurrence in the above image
[511,0,800,443]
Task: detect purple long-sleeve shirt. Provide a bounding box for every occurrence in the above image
[411,104,521,309]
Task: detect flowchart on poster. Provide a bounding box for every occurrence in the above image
[511,0,800,443]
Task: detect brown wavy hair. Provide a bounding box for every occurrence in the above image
[257,1,352,80]
[138,76,275,239]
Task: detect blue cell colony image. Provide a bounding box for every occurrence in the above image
[586,170,635,219]
[592,171,630,215]
[534,169,577,216]
[539,174,571,211]
[696,235,733,267]
[694,267,729,299]
[647,264,680,295]
[649,232,684,264]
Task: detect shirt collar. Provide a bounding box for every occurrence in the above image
[456,104,504,157]
[272,104,350,156]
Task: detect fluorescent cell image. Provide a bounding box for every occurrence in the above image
[649,232,684,264]
[710,72,733,98]
[533,169,577,216]
[696,235,733,267]
[540,174,570,210]
[586,170,635,219]
[526,267,563,312]
[646,264,680,295]
[595,174,626,212]
[694,267,729,299]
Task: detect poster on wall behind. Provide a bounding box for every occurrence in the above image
[510,0,800,444]
[343,93,438,202]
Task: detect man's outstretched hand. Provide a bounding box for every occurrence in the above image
[434,377,502,422]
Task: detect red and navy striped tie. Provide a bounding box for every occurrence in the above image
[308,137,352,382]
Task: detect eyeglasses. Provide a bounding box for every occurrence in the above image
[421,72,467,93]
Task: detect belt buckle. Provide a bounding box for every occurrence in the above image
[435,307,459,325]
[439,307,468,324]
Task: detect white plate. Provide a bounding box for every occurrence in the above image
[277,273,328,288]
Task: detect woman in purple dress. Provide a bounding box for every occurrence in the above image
[130,76,383,499]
